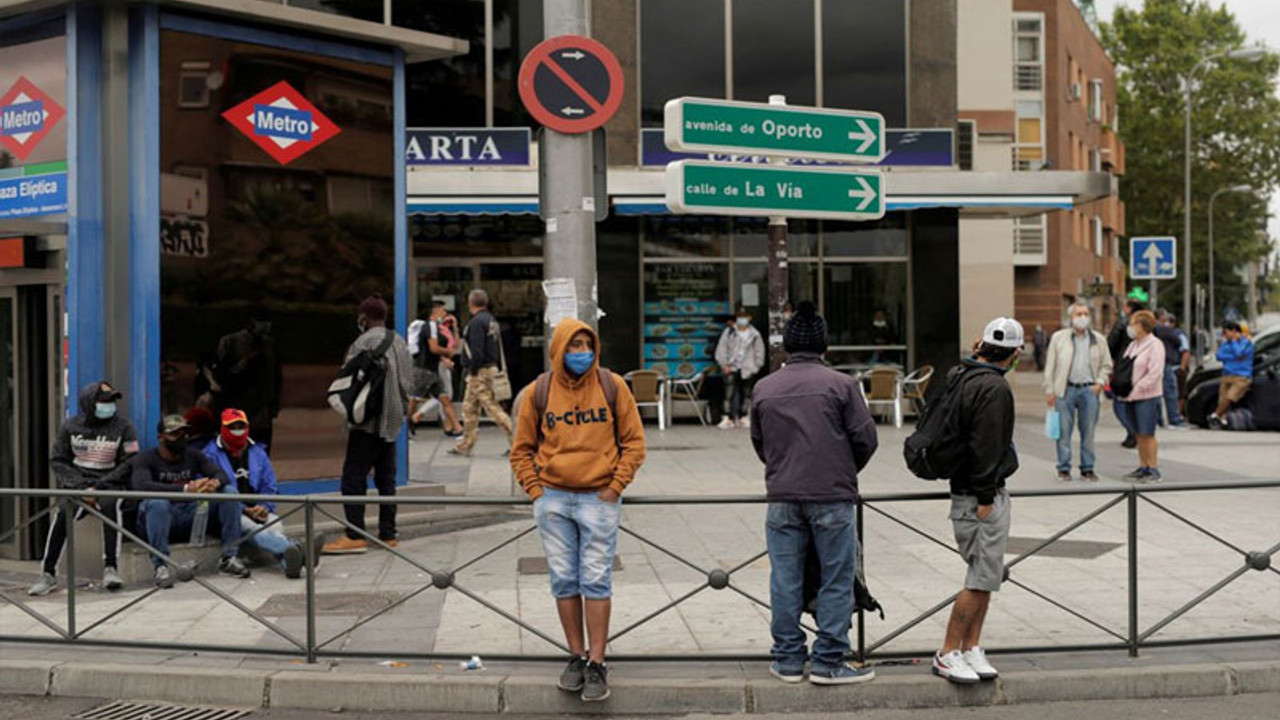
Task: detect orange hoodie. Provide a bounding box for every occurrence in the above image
[510,318,646,500]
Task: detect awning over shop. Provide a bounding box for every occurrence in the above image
[407,196,539,215]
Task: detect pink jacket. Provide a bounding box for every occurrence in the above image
[1122,334,1165,401]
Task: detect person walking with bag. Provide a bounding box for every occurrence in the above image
[1043,302,1112,482]
[510,318,646,702]
[1114,310,1165,482]
[450,289,514,457]
[322,296,412,555]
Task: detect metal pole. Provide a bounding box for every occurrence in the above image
[856,500,866,663]
[1208,191,1217,329]
[766,95,789,371]
[542,0,598,339]
[305,501,317,664]
[1183,79,1193,341]
[1127,489,1139,657]
[64,499,76,638]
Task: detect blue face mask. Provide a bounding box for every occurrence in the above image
[564,351,595,376]
[94,402,117,419]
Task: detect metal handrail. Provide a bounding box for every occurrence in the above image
[0,481,1276,664]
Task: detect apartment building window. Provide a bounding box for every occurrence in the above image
[1014,214,1046,260]
[400,0,487,127]
[641,0,726,126]
[1013,15,1043,91]
[957,120,975,171]
[823,0,907,124]
[1089,148,1101,172]
[1092,216,1104,256]
[1088,78,1103,122]
[734,0,816,105]
[1014,100,1043,170]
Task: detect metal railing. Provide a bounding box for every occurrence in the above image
[1,481,1277,664]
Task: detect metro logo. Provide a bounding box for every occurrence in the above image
[222,81,340,165]
[0,78,65,161]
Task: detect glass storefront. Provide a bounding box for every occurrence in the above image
[158,30,395,481]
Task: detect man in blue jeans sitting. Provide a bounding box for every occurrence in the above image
[132,415,250,588]
[750,301,879,685]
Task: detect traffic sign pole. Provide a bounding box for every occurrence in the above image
[767,95,789,372]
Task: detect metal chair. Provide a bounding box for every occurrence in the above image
[863,366,904,428]
[625,370,667,430]
[668,372,709,425]
[901,365,935,417]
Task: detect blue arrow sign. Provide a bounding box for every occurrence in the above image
[1129,236,1177,280]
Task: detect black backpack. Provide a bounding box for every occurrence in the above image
[903,366,995,480]
[327,331,396,426]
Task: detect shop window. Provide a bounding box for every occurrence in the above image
[822,262,908,354]
[733,0,815,106]
[399,0,487,127]
[640,0,726,126]
[733,218,817,258]
[411,215,544,257]
[642,262,731,378]
[822,0,906,124]
[643,216,730,258]
[733,261,819,324]
[493,0,545,126]
[823,215,908,258]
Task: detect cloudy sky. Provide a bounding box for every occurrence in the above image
[1093,0,1280,240]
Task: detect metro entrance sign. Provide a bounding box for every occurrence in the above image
[666,161,884,221]
[664,97,885,163]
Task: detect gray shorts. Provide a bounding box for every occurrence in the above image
[438,366,454,399]
[950,489,1011,592]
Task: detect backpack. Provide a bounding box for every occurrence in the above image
[327,331,396,426]
[1110,355,1135,398]
[530,367,621,447]
[903,366,996,480]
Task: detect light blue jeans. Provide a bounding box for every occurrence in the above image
[533,487,622,600]
[1055,385,1099,473]
[240,512,296,558]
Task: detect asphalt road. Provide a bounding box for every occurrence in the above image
[5,693,1279,720]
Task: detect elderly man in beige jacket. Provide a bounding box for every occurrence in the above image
[1043,302,1113,482]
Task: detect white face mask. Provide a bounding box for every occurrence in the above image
[1071,315,1090,331]
[873,320,887,328]
[736,317,750,328]
[1126,325,1138,339]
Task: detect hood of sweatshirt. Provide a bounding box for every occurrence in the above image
[548,317,601,388]
[77,380,116,426]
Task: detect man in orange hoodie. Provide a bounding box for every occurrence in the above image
[510,318,646,703]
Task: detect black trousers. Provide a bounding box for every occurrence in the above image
[41,498,122,575]
[701,374,727,423]
[340,430,397,541]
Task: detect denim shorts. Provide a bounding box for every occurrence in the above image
[533,487,622,600]
[1119,397,1161,436]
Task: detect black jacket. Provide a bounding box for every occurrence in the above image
[1107,313,1131,365]
[948,358,1018,505]
[50,382,139,490]
[750,353,879,501]
[463,310,502,374]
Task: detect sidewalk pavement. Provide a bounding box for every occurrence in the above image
[2,391,1278,713]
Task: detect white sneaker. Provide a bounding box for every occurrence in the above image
[962,646,998,680]
[738,416,751,429]
[932,650,980,684]
[717,417,735,429]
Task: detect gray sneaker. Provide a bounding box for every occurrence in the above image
[557,655,587,692]
[27,573,57,596]
[581,661,609,702]
[102,566,123,591]
[219,556,251,578]
[155,565,174,589]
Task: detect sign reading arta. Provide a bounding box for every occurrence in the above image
[664,97,886,163]
[665,160,885,221]
[222,81,341,165]
[0,77,66,162]
[406,128,531,166]
[518,35,624,134]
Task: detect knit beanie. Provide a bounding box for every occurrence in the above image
[784,301,827,354]
[358,295,389,322]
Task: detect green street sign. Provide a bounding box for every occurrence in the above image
[665,161,885,220]
[664,97,885,163]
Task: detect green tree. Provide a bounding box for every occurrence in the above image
[1101,0,1280,323]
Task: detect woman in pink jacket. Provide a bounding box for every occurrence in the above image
[1117,310,1165,481]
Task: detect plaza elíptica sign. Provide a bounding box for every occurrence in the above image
[664,97,885,163]
[665,161,885,221]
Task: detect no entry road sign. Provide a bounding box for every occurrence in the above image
[664,97,885,163]
[665,161,885,221]
[1129,236,1177,280]
[519,35,623,134]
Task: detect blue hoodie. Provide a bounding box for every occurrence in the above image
[1216,337,1255,378]
[202,437,280,513]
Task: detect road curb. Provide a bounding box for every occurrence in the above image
[15,659,1280,713]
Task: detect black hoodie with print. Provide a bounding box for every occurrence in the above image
[49,381,140,490]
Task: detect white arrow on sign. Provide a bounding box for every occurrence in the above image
[561,51,585,61]
[1142,242,1165,276]
[847,119,877,154]
[561,106,585,116]
[847,176,876,211]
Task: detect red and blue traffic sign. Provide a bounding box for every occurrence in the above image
[222,81,341,165]
[518,35,623,134]
[0,77,65,162]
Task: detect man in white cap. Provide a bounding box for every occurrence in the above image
[932,318,1021,686]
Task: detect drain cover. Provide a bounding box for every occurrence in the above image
[256,591,402,617]
[1004,536,1121,559]
[75,700,252,720]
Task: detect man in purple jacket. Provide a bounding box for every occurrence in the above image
[750,301,879,686]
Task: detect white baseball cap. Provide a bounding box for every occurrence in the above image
[982,317,1025,349]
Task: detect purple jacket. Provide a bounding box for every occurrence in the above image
[750,353,879,501]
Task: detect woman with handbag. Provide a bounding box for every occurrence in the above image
[1112,310,1166,482]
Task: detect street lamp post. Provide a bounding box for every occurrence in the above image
[1181,47,1266,338]
[1207,184,1254,332]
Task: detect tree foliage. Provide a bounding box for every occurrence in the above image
[1101,0,1280,319]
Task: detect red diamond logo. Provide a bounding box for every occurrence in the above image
[221,81,341,165]
[0,77,66,162]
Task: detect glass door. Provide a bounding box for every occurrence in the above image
[0,288,18,559]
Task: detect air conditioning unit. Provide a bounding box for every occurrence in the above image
[1068,83,1082,101]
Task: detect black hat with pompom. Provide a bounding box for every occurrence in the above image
[784,301,827,354]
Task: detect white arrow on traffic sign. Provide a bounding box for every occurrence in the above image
[561,106,585,116]
[1143,242,1164,276]
[847,119,877,154]
[561,50,585,60]
[847,176,876,211]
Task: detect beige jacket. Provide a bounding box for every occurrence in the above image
[1042,328,1113,398]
